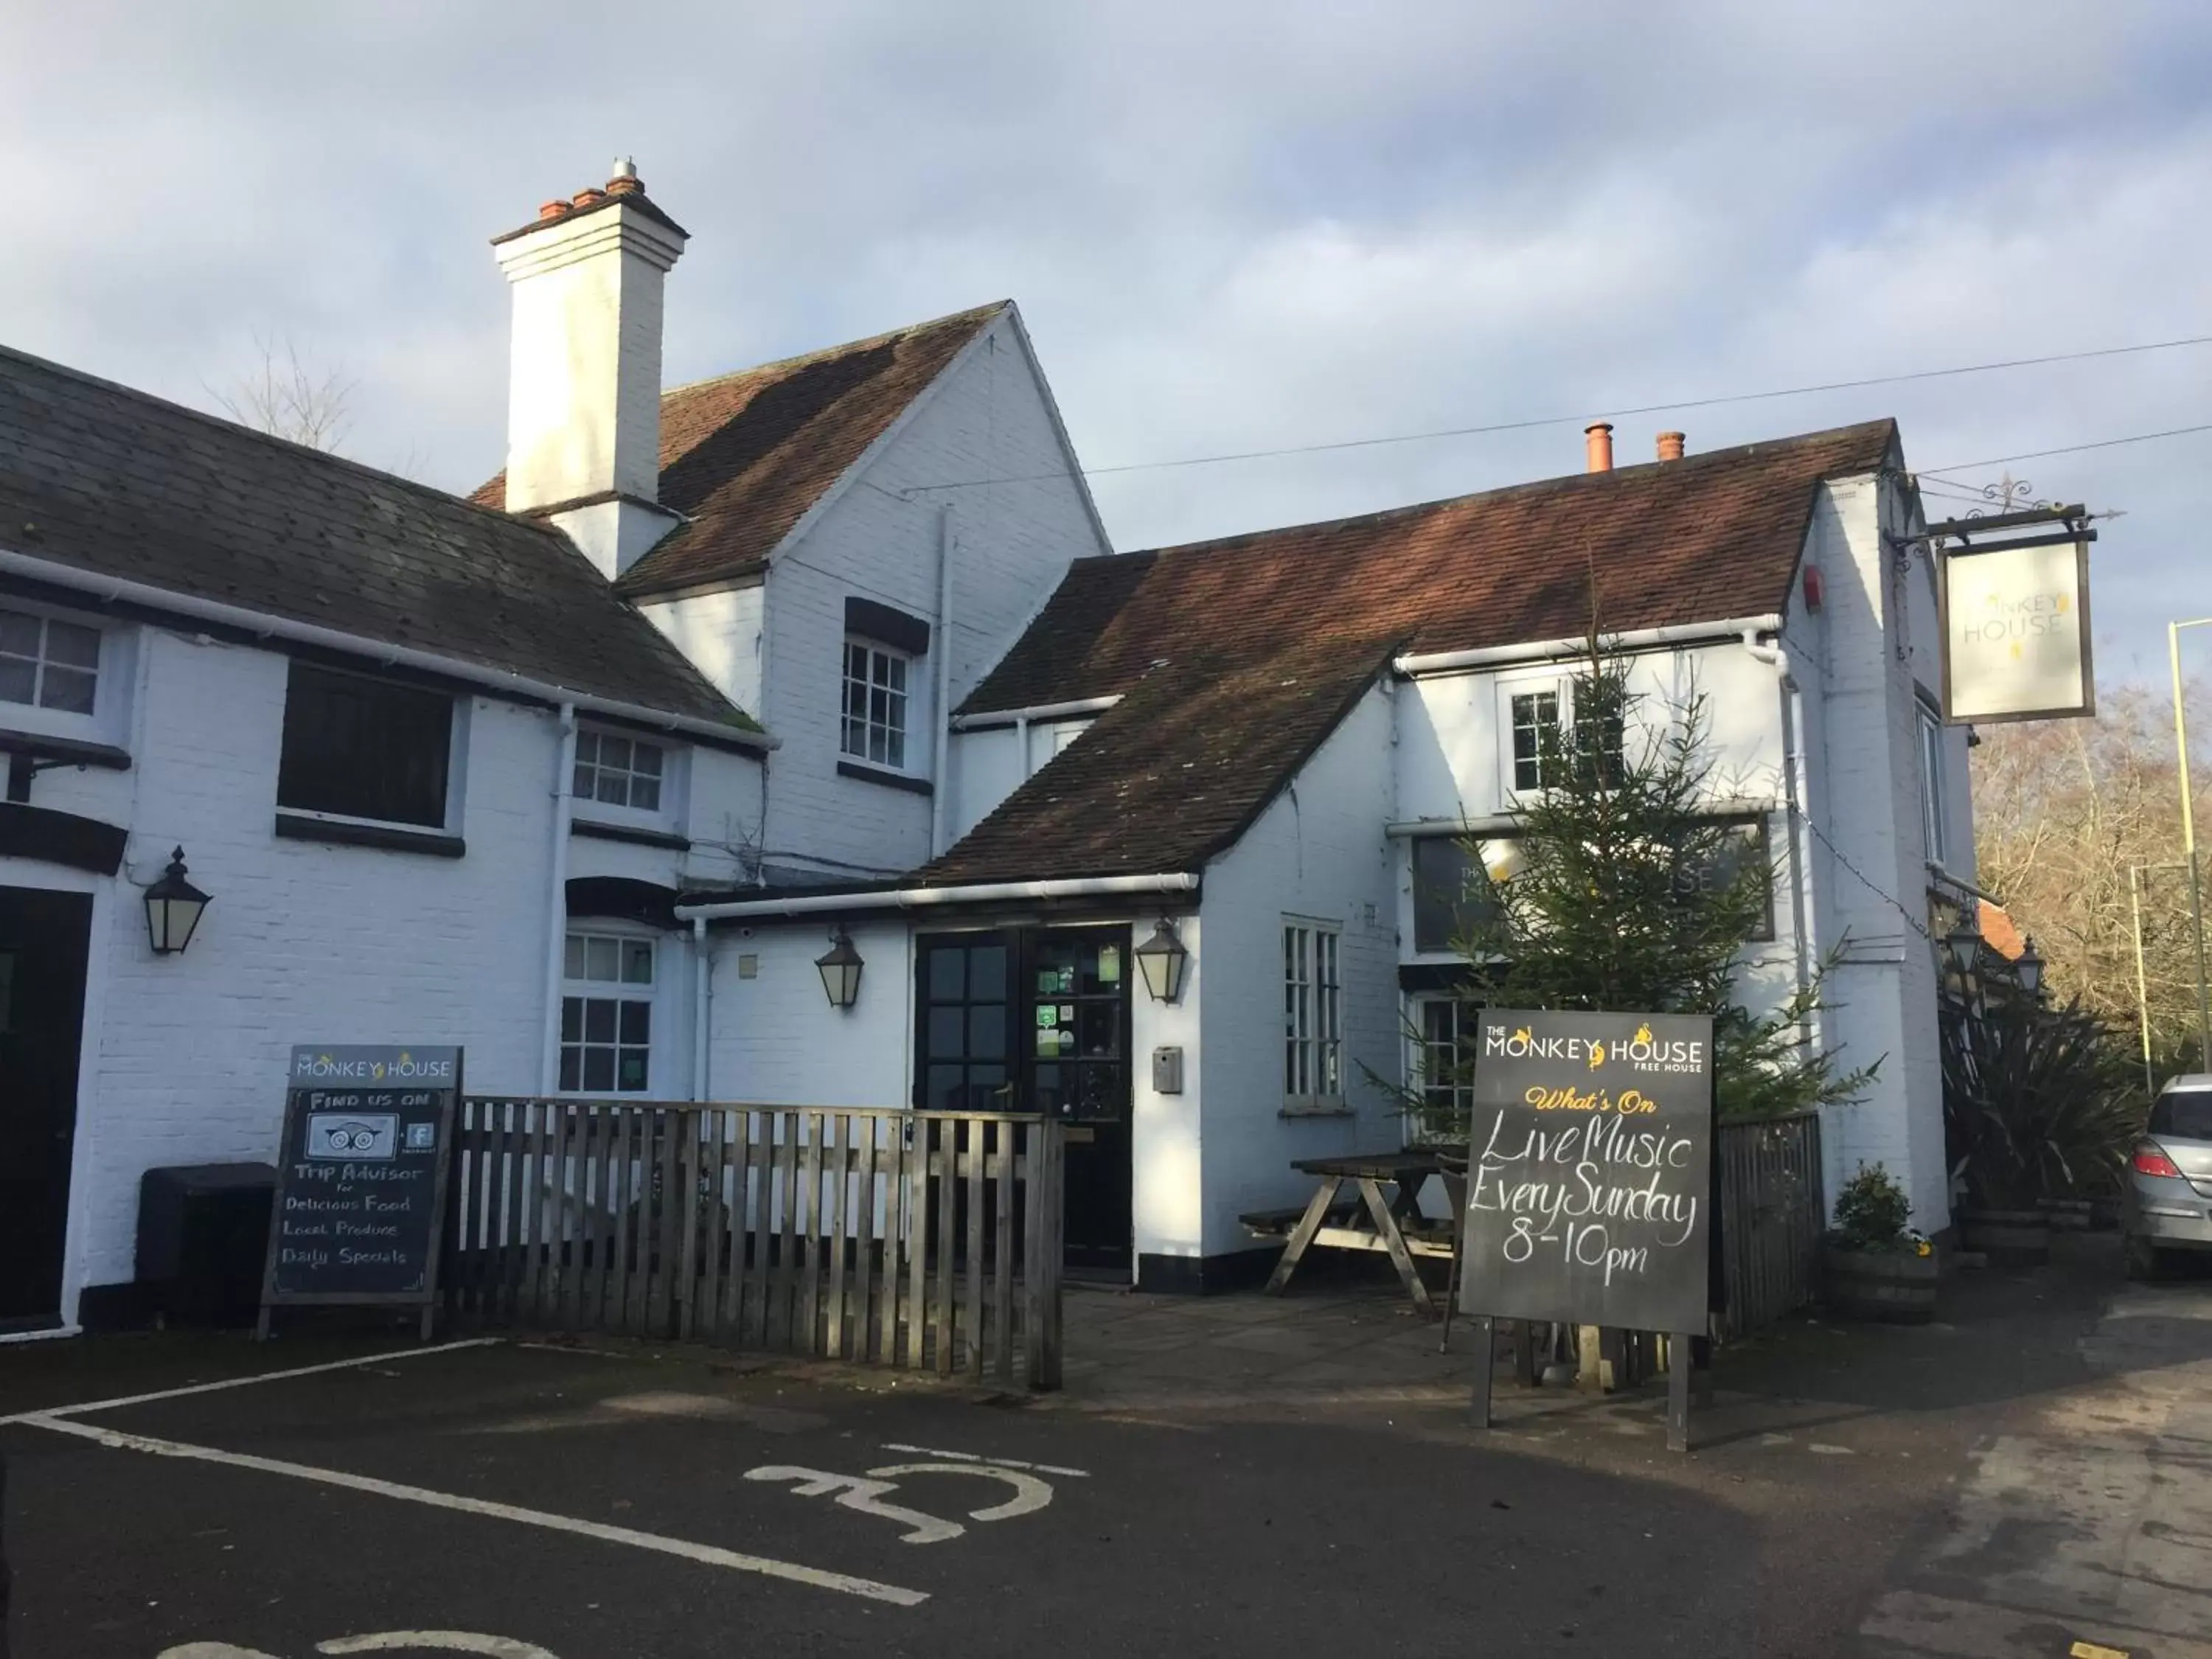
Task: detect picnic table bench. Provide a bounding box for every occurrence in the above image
[1246,1150,1459,1316]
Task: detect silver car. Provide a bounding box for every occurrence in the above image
[2125,1074,2212,1277]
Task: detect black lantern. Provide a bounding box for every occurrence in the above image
[2014,934,2045,998]
[815,926,863,1010]
[1133,918,1189,1004]
[1941,917,1983,981]
[143,846,210,956]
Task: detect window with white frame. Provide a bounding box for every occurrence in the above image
[1919,705,1948,866]
[573,729,664,812]
[1411,995,1472,1133]
[1283,921,1343,1106]
[0,605,100,715]
[560,932,655,1093]
[841,641,910,770]
[1506,684,1563,793]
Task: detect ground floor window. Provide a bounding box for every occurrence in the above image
[1409,995,1472,1137]
[1284,921,1342,1107]
[560,931,655,1093]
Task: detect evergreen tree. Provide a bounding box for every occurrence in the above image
[1408,636,1877,1136]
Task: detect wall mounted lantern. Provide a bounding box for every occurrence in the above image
[1941,916,1983,982]
[1133,918,1190,1004]
[144,846,211,956]
[815,926,864,1010]
[2014,935,2045,999]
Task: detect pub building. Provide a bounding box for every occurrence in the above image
[0,161,1971,1334]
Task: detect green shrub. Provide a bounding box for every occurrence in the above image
[1833,1163,1912,1253]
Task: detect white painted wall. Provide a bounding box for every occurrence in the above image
[1194,684,1399,1259]
[706,920,913,1110]
[751,309,1110,881]
[943,714,1100,846]
[636,583,766,733]
[4,614,762,1320]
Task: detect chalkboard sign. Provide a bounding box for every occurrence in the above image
[257,1045,461,1339]
[1458,1009,1713,1335]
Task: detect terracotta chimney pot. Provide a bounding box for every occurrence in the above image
[537,199,570,221]
[1657,431,1686,462]
[1585,422,1615,473]
[571,187,606,208]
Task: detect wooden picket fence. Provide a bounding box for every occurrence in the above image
[1714,1110,1825,1338]
[441,1100,1065,1388]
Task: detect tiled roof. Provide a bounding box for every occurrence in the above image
[917,636,1399,886]
[964,420,1899,713]
[0,344,753,728]
[471,302,1005,598]
[916,419,1897,889]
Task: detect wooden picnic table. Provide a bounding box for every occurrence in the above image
[1245,1149,1461,1316]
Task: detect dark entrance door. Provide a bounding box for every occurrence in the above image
[0,885,94,1327]
[914,926,1133,1271]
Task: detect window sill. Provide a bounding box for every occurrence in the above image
[571,818,692,852]
[274,812,466,858]
[837,759,933,797]
[1279,1102,1354,1120]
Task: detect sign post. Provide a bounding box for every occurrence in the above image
[1459,1009,1714,1452]
[257,1045,462,1342]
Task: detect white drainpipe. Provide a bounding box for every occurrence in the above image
[692,914,713,1103]
[1397,615,1783,678]
[928,503,956,857]
[678,871,1199,923]
[539,703,579,1094]
[1742,630,1816,1038]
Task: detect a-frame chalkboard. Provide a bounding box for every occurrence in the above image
[256,1046,462,1340]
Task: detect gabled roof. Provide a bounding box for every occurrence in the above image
[919,636,1397,886]
[0,344,753,728]
[471,301,1007,598]
[908,418,1899,891]
[964,419,1898,713]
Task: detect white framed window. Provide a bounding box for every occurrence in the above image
[1506,683,1563,794]
[574,729,665,812]
[1283,920,1343,1108]
[560,931,656,1093]
[1409,995,1472,1135]
[841,641,910,770]
[0,605,100,717]
[1918,704,1947,867]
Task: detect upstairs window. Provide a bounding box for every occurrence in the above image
[574,729,664,812]
[560,932,654,1093]
[277,661,453,829]
[1508,686,1562,793]
[0,607,99,715]
[842,641,910,770]
[1919,706,1948,866]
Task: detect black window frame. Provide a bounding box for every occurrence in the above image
[276,660,456,830]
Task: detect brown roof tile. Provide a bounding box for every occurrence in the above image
[471,302,1005,598]
[964,419,1898,713]
[0,345,753,728]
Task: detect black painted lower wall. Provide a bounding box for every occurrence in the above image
[1135,1247,1281,1295]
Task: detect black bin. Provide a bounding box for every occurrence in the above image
[136,1163,276,1327]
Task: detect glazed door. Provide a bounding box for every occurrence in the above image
[0,885,93,1326]
[1025,928,1133,1270]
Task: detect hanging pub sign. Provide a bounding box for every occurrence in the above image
[1460,1008,1714,1450]
[257,1045,462,1340]
[1940,533,2095,724]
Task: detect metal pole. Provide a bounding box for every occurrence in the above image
[2171,621,2212,1065]
[2131,865,2155,1096]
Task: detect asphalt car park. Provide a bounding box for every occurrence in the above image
[0,1335,1784,1659]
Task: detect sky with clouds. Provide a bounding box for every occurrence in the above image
[4,1,2208,685]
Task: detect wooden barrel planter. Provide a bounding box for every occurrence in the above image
[1821,1242,1938,1323]
[1958,1209,2051,1267]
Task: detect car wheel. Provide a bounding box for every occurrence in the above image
[2125,1234,2163,1281]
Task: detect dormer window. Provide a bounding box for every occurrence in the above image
[0,606,100,715]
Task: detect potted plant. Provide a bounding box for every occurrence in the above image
[1821,1164,1938,1322]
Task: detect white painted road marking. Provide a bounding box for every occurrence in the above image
[745,1467,967,1545]
[23,1415,927,1607]
[319,1634,563,1656]
[745,1460,1058,1543]
[0,1339,504,1427]
[878,1441,1090,1477]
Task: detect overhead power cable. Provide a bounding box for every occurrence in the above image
[1918,421,2212,477]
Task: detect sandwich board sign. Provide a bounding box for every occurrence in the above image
[1459,1009,1714,1450]
[257,1045,462,1340]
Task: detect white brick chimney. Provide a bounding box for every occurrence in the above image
[492,158,686,580]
